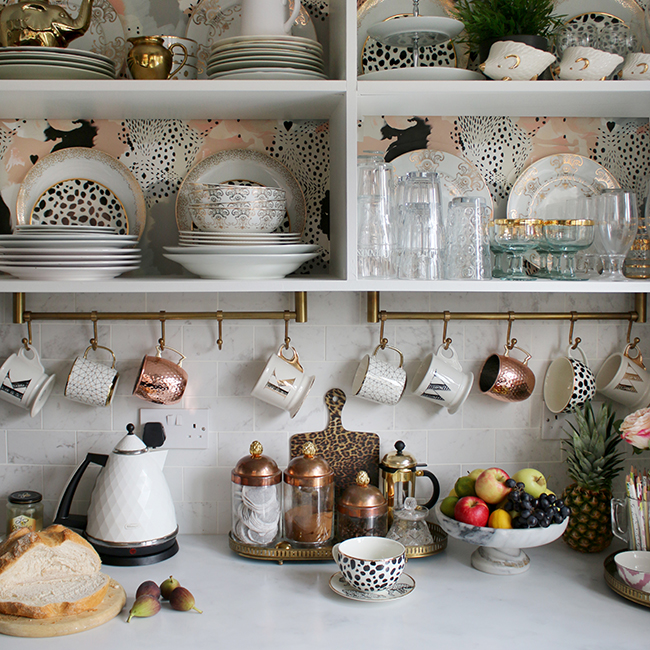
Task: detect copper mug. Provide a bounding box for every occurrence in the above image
[133,345,187,404]
[479,345,535,402]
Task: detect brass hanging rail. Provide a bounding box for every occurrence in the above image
[11,291,308,324]
[366,291,647,324]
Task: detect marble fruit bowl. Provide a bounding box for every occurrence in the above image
[433,502,569,575]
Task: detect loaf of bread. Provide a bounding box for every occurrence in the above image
[0,524,109,619]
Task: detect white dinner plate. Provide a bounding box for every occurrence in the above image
[0,259,140,268]
[15,148,146,239]
[0,63,115,80]
[207,58,324,73]
[0,46,116,66]
[358,67,485,81]
[507,154,620,220]
[0,253,141,263]
[0,237,138,249]
[390,148,494,215]
[14,224,117,232]
[0,265,138,281]
[367,16,464,48]
[176,149,306,235]
[163,250,319,279]
[0,245,139,255]
[208,53,324,70]
[208,68,327,80]
[164,244,319,255]
[186,0,317,78]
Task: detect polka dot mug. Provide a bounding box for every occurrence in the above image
[543,344,596,414]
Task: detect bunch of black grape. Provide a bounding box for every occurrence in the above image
[503,479,571,529]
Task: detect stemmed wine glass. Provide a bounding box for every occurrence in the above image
[543,217,595,281]
[596,189,638,281]
[491,219,542,280]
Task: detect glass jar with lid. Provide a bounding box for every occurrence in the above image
[231,441,282,546]
[6,490,43,536]
[387,496,434,547]
[337,470,388,541]
[283,442,334,547]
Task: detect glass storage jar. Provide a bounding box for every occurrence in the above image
[387,497,434,547]
[6,490,43,536]
[283,442,334,547]
[231,441,282,546]
[336,470,388,541]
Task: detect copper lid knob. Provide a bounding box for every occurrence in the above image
[232,440,281,486]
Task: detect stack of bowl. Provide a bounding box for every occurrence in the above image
[188,182,287,232]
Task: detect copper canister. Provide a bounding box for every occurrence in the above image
[231,441,282,546]
[283,442,334,547]
[337,471,388,541]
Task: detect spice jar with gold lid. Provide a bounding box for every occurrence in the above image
[231,441,282,546]
[283,442,334,547]
[337,470,388,541]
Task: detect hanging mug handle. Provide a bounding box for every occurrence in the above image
[503,344,532,366]
[372,344,404,368]
[156,344,186,367]
[83,344,117,369]
[567,343,588,366]
[277,344,304,373]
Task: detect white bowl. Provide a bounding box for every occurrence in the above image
[188,204,285,232]
[188,182,286,203]
[434,502,568,575]
[615,551,650,593]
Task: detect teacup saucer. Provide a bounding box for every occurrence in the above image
[329,572,415,602]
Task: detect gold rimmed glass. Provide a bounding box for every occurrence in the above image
[543,219,595,280]
[491,219,542,280]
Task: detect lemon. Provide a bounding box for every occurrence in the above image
[488,508,512,529]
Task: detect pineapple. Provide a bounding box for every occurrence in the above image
[561,401,625,553]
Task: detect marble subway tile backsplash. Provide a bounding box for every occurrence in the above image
[1,290,649,534]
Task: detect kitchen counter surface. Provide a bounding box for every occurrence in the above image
[4,534,646,649]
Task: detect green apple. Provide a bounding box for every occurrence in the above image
[512,468,554,499]
[467,468,484,481]
[440,495,459,518]
[454,475,477,498]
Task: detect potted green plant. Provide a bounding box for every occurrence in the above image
[451,0,566,62]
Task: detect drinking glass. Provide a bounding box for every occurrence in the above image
[489,223,510,278]
[357,154,396,279]
[397,172,442,280]
[492,219,542,280]
[597,190,638,281]
[543,219,595,280]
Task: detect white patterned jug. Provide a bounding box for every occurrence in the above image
[240,0,301,37]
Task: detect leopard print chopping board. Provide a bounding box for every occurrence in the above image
[290,388,380,498]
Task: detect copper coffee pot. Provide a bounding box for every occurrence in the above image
[379,440,440,525]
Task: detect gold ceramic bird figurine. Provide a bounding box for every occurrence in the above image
[0,0,94,48]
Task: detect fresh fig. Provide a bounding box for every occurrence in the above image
[160,575,180,600]
[136,580,161,600]
[169,586,202,614]
[126,595,161,622]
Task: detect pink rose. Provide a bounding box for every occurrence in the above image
[620,407,650,450]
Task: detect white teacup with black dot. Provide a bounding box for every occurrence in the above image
[333,536,406,592]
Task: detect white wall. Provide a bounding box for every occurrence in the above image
[1,289,649,535]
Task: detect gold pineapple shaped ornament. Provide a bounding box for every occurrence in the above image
[561,401,625,553]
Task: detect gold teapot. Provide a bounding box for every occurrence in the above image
[0,0,94,48]
[127,36,188,81]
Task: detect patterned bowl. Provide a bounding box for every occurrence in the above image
[189,204,285,232]
[188,183,286,204]
[615,551,650,593]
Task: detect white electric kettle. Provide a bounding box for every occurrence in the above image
[55,423,178,565]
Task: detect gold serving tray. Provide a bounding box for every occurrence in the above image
[229,522,447,564]
[604,551,650,608]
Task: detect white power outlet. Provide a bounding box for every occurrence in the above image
[139,408,209,449]
[542,409,569,440]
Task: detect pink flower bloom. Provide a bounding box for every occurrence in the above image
[620,407,650,450]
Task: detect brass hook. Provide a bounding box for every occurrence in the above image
[379,311,388,349]
[569,312,581,350]
[505,312,517,350]
[158,312,166,351]
[22,313,32,350]
[442,311,452,350]
[284,310,291,350]
[90,311,99,351]
[216,311,223,351]
[627,314,640,351]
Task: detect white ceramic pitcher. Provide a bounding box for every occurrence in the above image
[240,0,301,37]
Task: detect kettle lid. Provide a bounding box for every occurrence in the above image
[113,423,147,455]
[380,440,417,471]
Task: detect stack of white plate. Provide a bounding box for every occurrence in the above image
[0,46,116,80]
[0,225,140,280]
[163,231,320,279]
[207,35,326,80]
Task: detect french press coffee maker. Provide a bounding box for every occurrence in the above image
[379,440,440,524]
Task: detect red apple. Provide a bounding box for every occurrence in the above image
[475,467,512,504]
[454,496,490,527]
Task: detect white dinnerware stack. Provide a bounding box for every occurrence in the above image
[206,35,326,80]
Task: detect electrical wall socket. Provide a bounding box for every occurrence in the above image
[542,409,569,440]
[139,409,209,449]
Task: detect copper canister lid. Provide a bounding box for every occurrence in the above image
[337,471,387,518]
[284,442,334,488]
[232,441,281,486]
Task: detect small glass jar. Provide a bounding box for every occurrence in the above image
[6,491,43,536]
[283,442,334,547]
[387,497,434,547]
[231,441,282,546]
[337,470,388,541]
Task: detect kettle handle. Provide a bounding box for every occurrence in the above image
[416,468,441,509]
[54,453,108,531]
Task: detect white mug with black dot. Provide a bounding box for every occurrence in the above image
[543,344,596,413]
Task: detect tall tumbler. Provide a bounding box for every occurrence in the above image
[443,196,492,279]
[397,172,442,280]
[624,181,650,279]
[357,155,396,279]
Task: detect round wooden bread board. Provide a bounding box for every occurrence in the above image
[0,578,126,637]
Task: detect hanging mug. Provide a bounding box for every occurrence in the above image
[479,345,535,402]
[543,343,596,414]
[65,344,119,408]
[596,343,650,409]
[133,345,188,404]
[352,344,407,405]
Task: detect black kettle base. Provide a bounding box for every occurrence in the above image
[91,538,179,566]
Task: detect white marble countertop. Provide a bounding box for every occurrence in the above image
[4,535,647,649]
